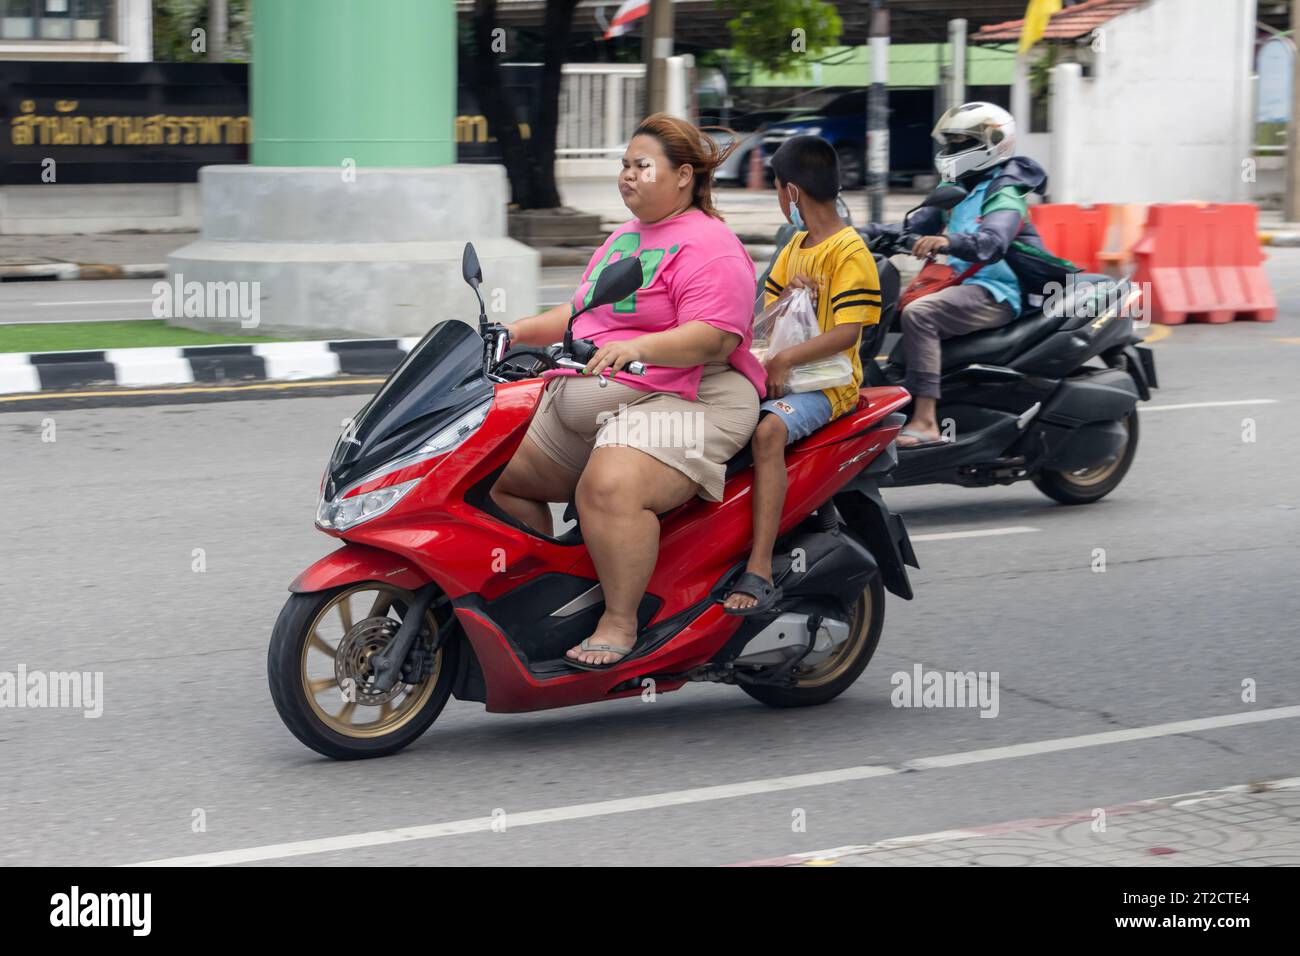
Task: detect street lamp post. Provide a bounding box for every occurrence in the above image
[867,0,890,222]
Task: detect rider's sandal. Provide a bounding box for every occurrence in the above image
[896,427,947,449]
[722,572,783,617]
[563,638,636,672]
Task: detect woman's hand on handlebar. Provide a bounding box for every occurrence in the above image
[584,337,645,377]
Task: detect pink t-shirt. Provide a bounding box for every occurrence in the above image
[543,208,766,402]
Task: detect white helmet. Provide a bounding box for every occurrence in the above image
[932,102,1016,182]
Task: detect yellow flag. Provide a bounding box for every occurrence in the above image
[1018,0,1063,55]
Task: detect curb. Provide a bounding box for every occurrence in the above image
[0,336,419,395]
[0,261,167,281]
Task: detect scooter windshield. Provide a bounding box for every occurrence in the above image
[327,320,493,488]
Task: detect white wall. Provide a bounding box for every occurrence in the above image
[0,0,150,61]
[1046,0,1256,204]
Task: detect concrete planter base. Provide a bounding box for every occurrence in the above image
[166,164,539,338]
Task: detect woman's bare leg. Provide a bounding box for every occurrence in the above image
[489,436,581,536]
[569,446,698,665]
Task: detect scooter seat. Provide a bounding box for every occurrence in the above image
[939,309,1063,371]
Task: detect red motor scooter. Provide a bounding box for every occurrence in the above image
[268,244,918,759]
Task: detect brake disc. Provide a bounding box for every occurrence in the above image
[334,616,408,705]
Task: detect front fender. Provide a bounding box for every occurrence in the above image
[289,542,431,594]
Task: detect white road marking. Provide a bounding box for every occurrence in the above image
[911,526,1039,542]
[35,298,155,307]
[1143,399,1279,412]
[122,703,1300,867]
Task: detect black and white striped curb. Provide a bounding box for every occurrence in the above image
[0,262,168,281]
[0,337,420,394]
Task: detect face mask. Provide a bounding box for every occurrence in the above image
[787,187,805,230]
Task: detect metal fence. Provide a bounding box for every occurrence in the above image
[557,63,645,158]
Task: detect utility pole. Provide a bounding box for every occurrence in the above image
[1287,0,1300,220]
[643,0,674,115]
[948,18,967,112]
[867,0,889,221]
[208,0,228,62]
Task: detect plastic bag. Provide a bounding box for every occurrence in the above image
[751,288,855,393]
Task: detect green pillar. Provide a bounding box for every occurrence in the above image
[252,0,455,167]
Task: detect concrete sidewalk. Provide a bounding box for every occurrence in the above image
[740,777,1300,867]
[8,192,1297,281]
[0,187,923,281]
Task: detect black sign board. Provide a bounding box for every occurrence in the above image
[2,60,544,184]
[1,61,250,185]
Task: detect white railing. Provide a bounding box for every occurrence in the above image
[558,63,645,158]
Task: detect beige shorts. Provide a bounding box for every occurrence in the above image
[526,363,760,502]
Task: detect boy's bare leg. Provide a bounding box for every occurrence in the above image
[725,414,789,610]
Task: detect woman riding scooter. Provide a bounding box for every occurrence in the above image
[492,113,766,670]
[876,103,1056,447]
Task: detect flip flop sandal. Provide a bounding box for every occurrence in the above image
[722,571,783,617]
[896,427,947,449]
[563,638,636,672]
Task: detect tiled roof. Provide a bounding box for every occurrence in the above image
[973,0,1147,43]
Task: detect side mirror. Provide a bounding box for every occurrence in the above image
[563,256,643,353]
[462,242,483,288]
[587,256,643,311]
[921,184,968,211]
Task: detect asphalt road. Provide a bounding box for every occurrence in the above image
[2,255,1299,866]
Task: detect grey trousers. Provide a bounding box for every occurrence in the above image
[900,282,1016,400]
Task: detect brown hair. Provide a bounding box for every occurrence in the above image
[632,112,737,220]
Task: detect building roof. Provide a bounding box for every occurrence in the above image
[973,0,1147,44]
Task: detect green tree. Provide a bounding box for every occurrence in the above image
[724,0,842,76]
[153,0,251,63]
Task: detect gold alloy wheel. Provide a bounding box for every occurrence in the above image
[1063,416,1133,488]
[789,588,871,688]
[299,584,441,739]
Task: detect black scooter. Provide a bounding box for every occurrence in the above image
[854,186,1158,504]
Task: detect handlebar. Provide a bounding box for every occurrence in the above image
[554,357,647,376]
[869,229,921,257]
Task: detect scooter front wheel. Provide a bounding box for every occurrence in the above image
[740,574,885,709]
[267,582,458,760]
[1033,412,1139,505]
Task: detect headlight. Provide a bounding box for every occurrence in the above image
[317,478,419,531]
[316,398,492,531]
[802,126,822,137]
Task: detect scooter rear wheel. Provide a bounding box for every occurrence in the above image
[1033,412,1139,505]
[740,575,885,708]
[267,582,458,760]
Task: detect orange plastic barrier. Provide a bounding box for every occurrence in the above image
[1029,203,1110,273]
[1131,204,1276,325]
[1097,204,1148,274]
